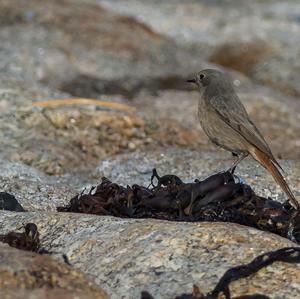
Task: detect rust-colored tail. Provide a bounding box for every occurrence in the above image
[250,147,299,209]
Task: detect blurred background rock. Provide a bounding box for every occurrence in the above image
[1,0,300,187]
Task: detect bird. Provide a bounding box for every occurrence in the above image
[187,69,299,209]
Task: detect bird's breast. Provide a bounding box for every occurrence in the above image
[197,96,210,129]
[197,96,247,153]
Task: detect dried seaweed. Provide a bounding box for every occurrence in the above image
[0,223,42,252]
[143,247,300,299]
[0,223,71,264]
[58,169,300,243]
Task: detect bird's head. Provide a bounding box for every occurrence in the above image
[187,69,227,88]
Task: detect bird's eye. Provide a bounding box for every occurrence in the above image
[199,74,205,80]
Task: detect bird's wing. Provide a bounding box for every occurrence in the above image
[210,95,282,170]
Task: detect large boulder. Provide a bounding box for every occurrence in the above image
[1,212,300,298]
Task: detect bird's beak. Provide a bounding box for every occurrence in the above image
[187,78,196,84]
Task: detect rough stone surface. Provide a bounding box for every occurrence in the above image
[0,242,108,299]
[1,212,300,299]
[0,157,76,211]
[1,104,202,176]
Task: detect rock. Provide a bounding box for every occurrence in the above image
[0,242,108,299]
[253,48,300,97]
[0,192,25,211]
[59,73,197,99]
[0,0,205,90]
[209,40,274,75]
[1,104,204,176]
[0,157,76,211]
[0,212,300,299]
[101,0,300,97]
[0,75,204,176]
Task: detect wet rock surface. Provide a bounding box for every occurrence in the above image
[1,1,300,298]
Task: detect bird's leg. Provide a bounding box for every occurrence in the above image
[228,153,248,174]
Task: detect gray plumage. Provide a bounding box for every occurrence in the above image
[197,70,270,156]
[187,69,299,209]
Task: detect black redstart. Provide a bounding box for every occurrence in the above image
[187,69,299,209]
